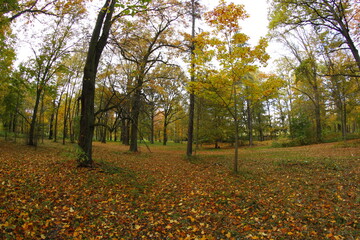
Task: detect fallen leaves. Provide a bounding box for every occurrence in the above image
[0,140,359,239]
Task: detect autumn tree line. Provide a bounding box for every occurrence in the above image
[0,0,359,170]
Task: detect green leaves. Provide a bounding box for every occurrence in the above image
[115,0,151,16]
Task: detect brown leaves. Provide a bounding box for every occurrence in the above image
[1,140,360,239]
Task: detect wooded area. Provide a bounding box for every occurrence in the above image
[0,0,359,238]
[1,0,360,162]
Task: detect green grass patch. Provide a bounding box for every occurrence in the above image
[333,140,360,148]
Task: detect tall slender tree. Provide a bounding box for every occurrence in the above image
[26,16,75,146]
[186,0,199,157]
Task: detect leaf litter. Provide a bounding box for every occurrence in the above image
[0,140,359,239]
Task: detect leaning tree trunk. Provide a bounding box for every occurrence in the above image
[78,0,115,167]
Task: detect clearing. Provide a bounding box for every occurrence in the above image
[0,140,359,239]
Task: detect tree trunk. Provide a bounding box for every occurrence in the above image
[313,83,322,142]
[28,90,41,146]
[257,112,264,141]
[186,0,196,157]
[101,126,106,143]
[122,119,130,145]
[246,99,253,146]
[266,99,272,139]
[163,121,168,146]
[341,101,347,140]
[69,97,77,143]
[78,0,115,167]
[130,85,141,152]
[150,108,155,144]
[114,127,117,141]
[187,93,195,155]
[338,20,360,71]
[121,118,126,144]
[48,100,56,140]
[233,86,239,173]
[40,93,45,144]
[63,90,69,145]
[54,92,63,142]
[195,98,201,151]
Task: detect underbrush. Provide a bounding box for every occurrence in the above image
[271,137,314,148]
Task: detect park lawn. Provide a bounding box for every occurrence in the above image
[0,139,359,239]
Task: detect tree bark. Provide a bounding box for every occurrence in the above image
[129,84,141,152]
[163,121,168,146]
[28,90,41,146]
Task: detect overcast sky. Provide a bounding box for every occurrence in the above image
[200,0,270,45]
[15,0,278,71]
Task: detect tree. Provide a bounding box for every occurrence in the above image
[196,97,231,148]
[241,72,284,144]
[322,48,359,140]
[1,0,85,22]
[142,81,160,144]
[24,16,75,146]
[186,0,202,157]
[200,0,269,172]
[1,69,27,140]
[269,0,360,71]
[0,5,16,129]
[276,28,325,142]
[78,0,116,166]
[78,0,151,166]
[155,65,186,145]
[111,0,184,152]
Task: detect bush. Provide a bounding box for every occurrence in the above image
[271,136,313,148]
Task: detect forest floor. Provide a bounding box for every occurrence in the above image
[0,139,360,239]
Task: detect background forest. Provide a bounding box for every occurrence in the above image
[0,0,359,159]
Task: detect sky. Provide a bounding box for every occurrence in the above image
[200,0,270,44]
[14,0,279,71]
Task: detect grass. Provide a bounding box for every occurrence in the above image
[0,139,359,239]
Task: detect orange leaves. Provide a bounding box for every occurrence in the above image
[1,140,360,238]
[204,0,248,33]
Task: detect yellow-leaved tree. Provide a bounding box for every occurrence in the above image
[192,0,269,172]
